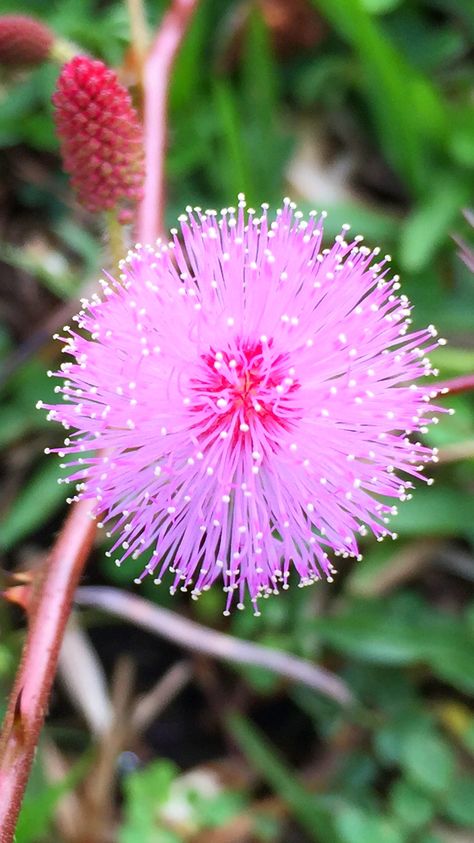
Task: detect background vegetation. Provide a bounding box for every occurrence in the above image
[0,0,473,841]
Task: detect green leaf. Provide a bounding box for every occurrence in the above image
[385,9,466,73]
[401,731,455,794]
[345,664,418,713]
[429,347,474,375]
[333,751,378,799]
[334,803,405,843]
[0,358,58,446]
[299,202,398,245]
[390,778,435,829]
[294,55,352,107]
[392,486,474,540]
[0,458,65,551]
[312,598,427,665]
[0,644,14,678]
[119,759,179,843]
[0,406,32,449]
[443,776,474,826]
[424,395,474,450]
[448,106,474,168]
[193,790,246,828]
[375,710,433,765]
[16,753,90,843]
[399,174,472,272]
[360,0,401,12]
[237,663,280,694]
[314,591,474,694]
[0,74,42,147]
[346,543,398,597]
[428,634,474,695]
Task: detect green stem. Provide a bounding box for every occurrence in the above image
[105,210,127,268]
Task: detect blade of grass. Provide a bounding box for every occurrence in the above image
[228,713,339,843]
[311,0,446,196]
[240,9,289,202]
[213,79,253,201]
[0,459,67,552]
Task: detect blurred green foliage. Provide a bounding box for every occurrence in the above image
[1,0,473,841]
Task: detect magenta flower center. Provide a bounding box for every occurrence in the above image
[190,340,302,447]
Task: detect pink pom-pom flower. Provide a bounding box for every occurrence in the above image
[52,56,144,215]
[41,198,446,614]
[0,14,53,66]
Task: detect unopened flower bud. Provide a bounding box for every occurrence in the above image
[0,14,54,66]
[52,56,144,215]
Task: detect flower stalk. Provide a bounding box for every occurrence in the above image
[137,0,198,242]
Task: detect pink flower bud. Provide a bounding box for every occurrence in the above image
[52,56,145,215]
[0,15,53,66]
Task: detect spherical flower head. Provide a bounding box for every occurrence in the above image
[0,15,53,67]
[52,56,144,215]
[41,198,446,614]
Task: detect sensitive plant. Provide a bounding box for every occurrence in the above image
[0,3,470,841]
[40,197,447,613]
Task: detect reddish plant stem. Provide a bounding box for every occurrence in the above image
[435,373,474,396]
[0,2,197,837]
[137,0,198,243]
[0,500,96,842]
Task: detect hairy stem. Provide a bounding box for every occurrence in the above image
[0,500,97,843]
[137,0,198,243]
